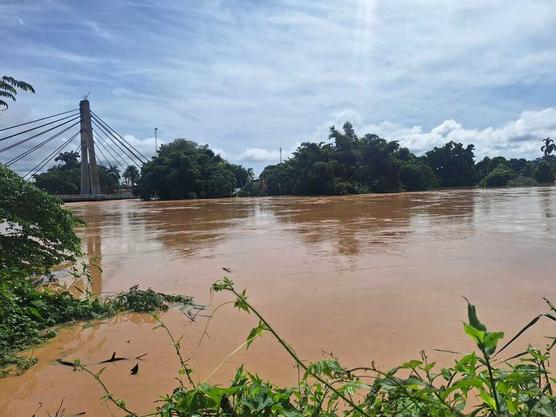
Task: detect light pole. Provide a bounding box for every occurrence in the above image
[154,128,158,153]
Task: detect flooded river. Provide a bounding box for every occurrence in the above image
[2,187,556,416]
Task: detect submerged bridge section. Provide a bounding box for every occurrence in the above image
[0,98,149,201]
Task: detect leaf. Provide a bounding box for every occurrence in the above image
[483,331,504,356]
[479,390,497,410]
[246,321,268,349]
[465,298,487,331]
[463,323,485,345]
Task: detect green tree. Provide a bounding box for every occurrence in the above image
[123,165,140,188]
[483,163,513,187]
[0,165,81,275]
[534,160,555,184]
[33,152,121,195]
[99,165,120,193]
[137,139,250,200]
[54,151,80,169]
[400,160,438,191]
[425,141,475,187]
[541,137,555,159]
[0,76,35,110]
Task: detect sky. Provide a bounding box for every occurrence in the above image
[2,0,556,174]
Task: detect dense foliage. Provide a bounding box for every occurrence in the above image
[0,164,81,275]
[258,124,555,196]
[32,150,122,194]
[74,279,556,417]
[137,139,253,200]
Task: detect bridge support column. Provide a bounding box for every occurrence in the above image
[79,99,101,195]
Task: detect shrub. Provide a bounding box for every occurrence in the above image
[483,163,513,187]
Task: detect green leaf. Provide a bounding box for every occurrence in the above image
[464,323,485,345]
[246,321,268,348]
[465,298,487,331]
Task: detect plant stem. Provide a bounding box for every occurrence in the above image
[229,287,371,417]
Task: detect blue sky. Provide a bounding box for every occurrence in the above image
[2,0,556,173]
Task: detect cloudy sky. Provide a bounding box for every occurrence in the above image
[2,0,556,174]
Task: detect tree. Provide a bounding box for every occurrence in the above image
[259,123,441,196]
[534,161,555,184]
[425,141,475,187]
[137,139,251,200]
[0,76,35,110]
[33,152,121,195]
[541,137,555,159]
[55,151,80,169]
[400,160,438,191]
[483,163,513,187]
[0,165,81,275]
[98,165,120,193]
[123,165,140,188]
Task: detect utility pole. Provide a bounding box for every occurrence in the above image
[154,128,158,153]
[79,98,101,195]
[280,147,282,163]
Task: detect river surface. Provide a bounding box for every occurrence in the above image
[2,187,556,416]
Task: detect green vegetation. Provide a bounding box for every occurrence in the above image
[123,165,140,189]
[0,76,35,109]
[0,272,193,375]
[257,124,555,196]
[25,125,555,200]
[0,164,81,275]
[72,278,556,417]
[137,139,253,200]
[33,150,122,194]
[534,161,555,184]
[0,165,194,375]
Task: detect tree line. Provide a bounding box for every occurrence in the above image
[258,123,555,196]
[30,123,555,200]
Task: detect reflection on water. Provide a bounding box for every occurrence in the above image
[2,187,556,416]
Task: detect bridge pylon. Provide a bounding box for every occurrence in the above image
[79,99,101,195]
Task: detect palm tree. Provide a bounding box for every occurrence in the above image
[123,165,140,188]
[541,137,555,159]
[1,76,35,110]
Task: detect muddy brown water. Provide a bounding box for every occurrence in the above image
[2,188,556,416]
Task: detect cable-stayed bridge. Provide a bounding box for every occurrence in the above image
[1,99,148,201]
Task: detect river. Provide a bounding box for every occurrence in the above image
[2,187,556,416]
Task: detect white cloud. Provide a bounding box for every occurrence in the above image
[238,148,281,163]
[316,107,556,160]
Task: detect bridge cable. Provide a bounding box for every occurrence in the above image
[91,118,143,169]
[0,108,78,132]
[94,134,126,172]
[24,131,80,179]
[93,139,117,171]
[92,129,128,171]
[0,112,79,142]
[0,116,80,154]
[90,112,149,163]
[90,114,148,165]
[91,119,142,169]
[6,122,81,167]
[91,112,149,162]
